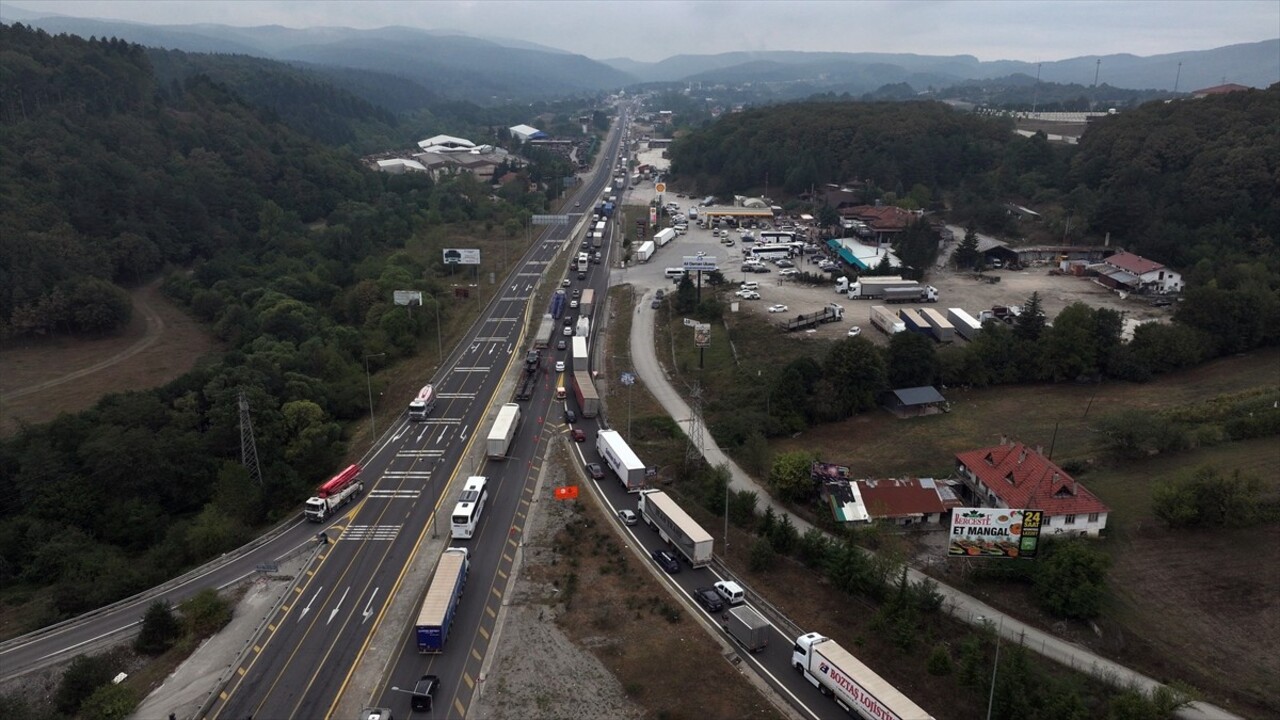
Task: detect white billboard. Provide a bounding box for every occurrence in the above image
[442,248,481,265]
[948,508,1044,559]
[682,256,718,272]
[393,290,423,306]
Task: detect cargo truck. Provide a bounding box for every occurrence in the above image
[899,308,932,337]
[869,305,905,335]
[654,228,677,247]
[415,548,470,653]
[947,308,983,341]
[571,370,600,418]
[635,240,655,263]
[576,252,590,272]
[726,606,770,653]
[550,290,567,319]
[597,429,646,491]
[792,632,934,719]
[571,336,590,371]
[304,464,364,522]
[533,314,555,350]
[846,276,912,299]
[593,221,607,247]
[580,289,595,319]
[882,285,940,304]
[782,303,844,332]
[486,403,521,459]
[920,308,955,342]
[408,385,436,421]
[637,489,713,568]
[575,317,591,338]
[514,350,540,401]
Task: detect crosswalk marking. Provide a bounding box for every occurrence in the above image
[368,489,420,499]
[382,470,432,479]
[396,449,444,458]
[342,525,400,541]
[453,367,491,373]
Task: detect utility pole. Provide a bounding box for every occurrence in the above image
[238,390,264,486]
[364,352,386,446]
[1173,61,1182,94]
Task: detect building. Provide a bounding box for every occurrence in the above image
[954,441,1110,537]
[411,145,512,182]
[1191,83,1251,99]
[417,134,477,153]
[838,204,920,243]
[508,124,547,142]
[881,386,947,418]
[1094,251,1183,294]
[856,477,963,526]
[826,237,902,271]
[374,158,428,175]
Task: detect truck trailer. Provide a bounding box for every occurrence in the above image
[846,276,913,299]
[415,548,470,653]
[580,289,596,319]
[596,429,645,491]
[947,307,984,341]
[792,632,934,720]
[514,351,540,401]
[869,305,905,335]
[550,289,567,319]
[533,314,555,350]
[408,385,436,421]
[654,228,677,247]
[782,303,844,332]
[486,403,521,459]
[575,317,591,338]
[304,464,364,522]
[920,308,956,342]
[571,370,600,418]
[898,308,932,337]
[635,240,655,263]
[882,285,940,304]
[726,606,770,653]
[637,489,713,568]
[571,336,590,371]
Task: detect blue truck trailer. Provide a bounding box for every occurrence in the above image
[415,548,470,653]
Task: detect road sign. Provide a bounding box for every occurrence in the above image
[682,256,718,272]
[694,324,711,348]
[655,182,666,193]
[442,248,481,265]
[532,214,569,226]
[620,372,635,386]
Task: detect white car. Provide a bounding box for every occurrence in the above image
[768,304,789,313]
[779,268,799,276]
[570,299,579,309]
[847,326,862,337]
[739,291,761,300]
[555,360,566,372]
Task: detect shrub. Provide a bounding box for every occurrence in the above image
[927,643,954,676]
[1032,540,1110,620]
[134,600,181,655]
[749,536,777,572]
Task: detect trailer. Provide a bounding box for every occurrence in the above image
[847,276,913,299]
[920,308,956,342]
[304,464,364,522]
[415,548,470,654]
[782,303,844,332]
[792,632,934,719]
[898,308,932,337]
[514,350,540,401]
[571,370,600,418]
[571,336,590,371]
[869,305,905,335]
[654,228,677,247]
[533,314,555,350]
[596,429,645,491]
[575,317,591,338]
[947,308,984,341]
[580,289,596,319]
[637,489,713,568]
[726,606,770,653]
[408,385,436,421]
[486,403,521,459]
[550,290,567,319]
[882,285,940,304]
[635,240,655,263]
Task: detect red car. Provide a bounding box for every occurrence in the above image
[572,428,586,442]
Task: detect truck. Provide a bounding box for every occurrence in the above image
[571,369,600,418]
[869,305,905,335]
[408,385,436,421]
[304,464,364,522]
[602,201,615,217]
[688,207,698,220]
[596,429,645,491]
[635,240,655,263]
[882,285,940,304]
[415,548,470,653]
[726,606,769,653]
[533,314,555,350]
[654,228,677,247]
[514,350,540,401]
[550,289,567,319]
[580,289,595,319]
[947,308,983,341]
[920,308,955,342]
[571,336,590,371]
[593,221,607,248]
[792,632,934,720]
[899,308,931,337]
[575,316,590,338]
[486,403,521,459]
[576,252,590,273]
[835,276,851,294]
[846,276,914,299]
[637,489,714,568]
[783,303,844,332]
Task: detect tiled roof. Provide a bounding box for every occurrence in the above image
[855,477,947,518]
[956,444,1109,516]
[845,205,915,230]
[1105,251,1165,276]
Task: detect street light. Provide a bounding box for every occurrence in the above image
[365,352,386,446]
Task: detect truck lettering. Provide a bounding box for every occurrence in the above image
[823,662,898,720]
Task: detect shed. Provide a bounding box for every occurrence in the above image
[882,386,947,418]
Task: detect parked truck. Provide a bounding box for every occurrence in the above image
[726,606,770,653]
[898,308,932,337]
[408,385,436,421]
[486,403,521,459]
[882,285,940,304]
[635,240,655,263]
[782,303,844,332]
[514,350,540,401]
[415,548,470,653]
[792,632,934,719]
[846,276,912,299]
[580,289,595,319]
[597,429,645,491]
[654,228,677,247]
[304,464,364,522]
[533,313,555,350]
[920,308,956,342]
[637,489,713,568]
[869,305,905,335]
[571,370,600,418]
[947,307,983,341]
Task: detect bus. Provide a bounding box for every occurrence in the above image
[748,243,795,261]
[758,230,796,245]
[450,476,489,539]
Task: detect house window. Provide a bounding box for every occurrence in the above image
[1088,513,1099,523]
[1064,514,1077,525]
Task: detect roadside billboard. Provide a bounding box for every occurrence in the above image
[682,256,718,272]
[948,508,1043,559]
[442,248,481,265]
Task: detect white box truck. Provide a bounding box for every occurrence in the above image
[654,228,677,247]
[726,606,769,653]
[869,305,905,335]
[792,632,934,720]
[596,429,646,492]
[947,307,983,341]
[486,403,521,459]
[637,489,713,568]
[635,240,655,263]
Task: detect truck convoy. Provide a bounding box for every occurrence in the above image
[792,632,934,720]
[947,307,984,341]
[637,489,713,568]
[514,350,541,401]
[408,385,436,421]
[635,240,655,263]
[533,314,555,350]
[920,308,956,342]
[304,464,364,522]
[869,305,905,335]
[486,403,521,459]
[571,370,600,418]
[596,429,646,491]
[415,548,470,653]
[782,303,844,332]
[654,228,677,247]
[726,606,770,653]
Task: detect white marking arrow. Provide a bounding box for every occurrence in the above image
[299,586,323,621]
[362,588,380,623]
[328,587,349,625]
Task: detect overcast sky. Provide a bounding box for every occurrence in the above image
[13,0,1280,63]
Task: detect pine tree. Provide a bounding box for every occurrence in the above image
[954,223,980,269]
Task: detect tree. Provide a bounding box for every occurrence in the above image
[768,451,815,502]
[180,588,234,638]
[1014,291,1047,342]
[134,600,181,655]
[674,274,697,313]
[749,536,777,572]
[79,682,138,720]
[953,223,980,269]
[57,654,113,714]
[821,337,888,420]
[1032,540,1111,619]
[1043,302,1099,380]
[886,331,939,388]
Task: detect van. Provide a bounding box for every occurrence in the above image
[714,580,745,606]
[740,281,759,291]
[664,268,687,279]
[556,385,566,400]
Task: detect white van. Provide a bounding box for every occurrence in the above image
[740,281,759,291]
[714,580,745,605]
[664,267,687,279]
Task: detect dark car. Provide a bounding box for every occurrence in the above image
[693,587,724,613]
[585,462,604,480]
[572,289,581,299]
[650,298,661,309]
[650,548,681,574]
[1150,298,1173,307]
[578,271,587,280]
[411,674,438,712]
[655,289,665,300]
[564,409,577,423]
[556,339,567,351]
[572,428,586,442]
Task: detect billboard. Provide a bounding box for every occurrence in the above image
[948,508,1043,559]
[393,290,423,306]
[682,256,718,272]
[442,248,481,265]
[694,323,711,348]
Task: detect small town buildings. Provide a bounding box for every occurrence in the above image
[374,158,428,175]
[508,124,547,142]
[954,441,1110,537]
[1093,251,1183,294]
[838,204,920,243]
[855,477,963,526]
[881,386,947,418]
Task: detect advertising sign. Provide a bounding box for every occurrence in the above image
[694,323,711,348]
[649,207,657,225]
[532,214,569,226]
[393,290,423,306]
[442,248,481,265]
[948,508,1043,559]
[682,256,718,272]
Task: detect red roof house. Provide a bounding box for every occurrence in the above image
[955,442,1110,537]
[855,477,962,526]
[1097,251,1183,294]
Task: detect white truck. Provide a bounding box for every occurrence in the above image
[575,316,591,338]
[947,307,983,341]
[486,403,521,459]
[792,632,934,720]
[533,314,555,350]
[654,228,677,247]
[636,489,713,568]
[304,464,364,522]
[596,429,646,492]
[635,240,655,263]
[869,305,905,335]
[847,276,914,299]
[408,385,436,421]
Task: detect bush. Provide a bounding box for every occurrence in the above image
[768,513,799,555]
[1152,467,1264,529]
[57,654,113,715]
[80,682,138,720]
[180,588,233,638]
[134,600,181,655]
[749,536,777,572]
[797,528,832,568]
[1032,540,1110,620]
[927,643,954,676]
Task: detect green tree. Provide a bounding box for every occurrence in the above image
[728,489,759,529]
[79,682,138,720]
[768,513,799,555]
[749,535,777,572]
[954,223,981,269]
[1043,302,1099,380]
[134,600,182,655]
[1032,540,1111,619]
[926,643,954,676]
[820,337,887,420]
[180,588,234,638]
[674,274,697,313]
[797,528,832,569]
[57,654,113,714]
[886,331,940,388]
[768,451,815,502]
[1014,291,1047,342]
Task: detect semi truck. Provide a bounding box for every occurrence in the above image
[726,606,770,653]
[637,489,713,568]
[593,221,607,248]
[782,303,844,332]
[602,201,615,217]
[635,240,655,263]
[486,403,521,459]
[533,314,555,350]
[550,289,567,319]
[514,350,540,401]
[882,285,940,304]
[898,308,932,338]
[792,632,934,719]
[571,370,600,418]
[846,276,912,299]
[596,429,646,491]
[580,289,595,319]
[408,385,436,421]
[415,548,470,653]
[571,336,590,371]
[920,308,956,342]
[304,464,364,522]
[575,317,591,338]
[869,305,905,335]
[947,307,984,341]
[654,228,677,247]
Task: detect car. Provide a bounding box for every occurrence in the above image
[554,360,565,372]
[564,408,577,423]
[411,674,438,712]
[581,240,589,249]
[650,298,661,309]
[594,251,602,261]
[585,462,604,480]
[768,304,789,313]
[847,326,863,337]
[696,250,706,257]
[571,428,586,442]
[570,299,579,309]
[739,291,761,300]
[562,278,571,287]
[713,580,746,605]
[779,268,799,276]
[754,266,772,273]
[775,259,795,268]
[574,201,581,208]
[556,339,567,351]
[578,271,586,280]
[618,509,638,525]
[693,587,725,613]
[571,288,581,299]
[655,289,664,300]
[563,325,573,336]
[564,315,574,326]
[1150,298,1173,307]
[650,548,680,573]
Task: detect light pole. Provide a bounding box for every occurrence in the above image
[365,352,386,446]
